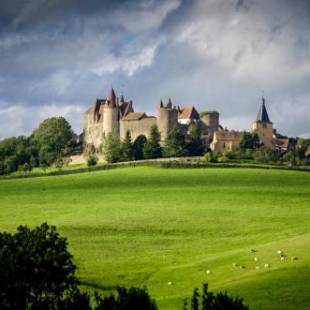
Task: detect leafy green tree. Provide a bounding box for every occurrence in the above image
[185,283,248,310]
[102,133,122,163]
[253,147,278,163]
[32,117,73,166]
[187,123,204,156]
[143,125,162,159]
[0,136,39,175]
[121,131,133,161]
[163,127,187,157]
[133,135,147,160]
[0,223,78,309]
[239,132,260,150]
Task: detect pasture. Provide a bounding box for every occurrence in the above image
[0,167,309,309]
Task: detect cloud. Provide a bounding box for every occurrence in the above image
[0,103,84,139]
[0,0,309,139]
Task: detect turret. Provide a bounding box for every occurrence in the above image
[103,88,119,138]
[157,99,178,142]
[200,111,219,132]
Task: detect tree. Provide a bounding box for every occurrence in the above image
[102,133,122,163]
[239,132,260,150]
[163,127,187,157]
[94,286,157,310]
[32,117,73,166]
[0,223,78,309]
[143,125,162,159]
[121,131,133,161]
[187,123,204,156]
[133,135,147,160]
[184,283,248,310]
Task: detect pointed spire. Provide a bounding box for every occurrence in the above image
[159,99,164,108]
[107,88,117,108]
[256,96,271,123]
[120,94,124,103]
[166,98,172,109]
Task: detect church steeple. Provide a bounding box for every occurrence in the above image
[256,96,271,123]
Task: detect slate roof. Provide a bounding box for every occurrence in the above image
[122,112,146,121]
[178,106,200,120]
[256,97,271,123]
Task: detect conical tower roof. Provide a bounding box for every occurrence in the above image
[159,99,164,108]
[107,88,117,108]
[166,98,172,109]
[256,97,271,123]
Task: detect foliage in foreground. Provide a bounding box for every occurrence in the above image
[184,283,248,310]
[0,223,157,310]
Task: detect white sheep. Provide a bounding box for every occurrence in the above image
[277,250,282,255]
[280,256,285,261]
[254,257,259,262]
[168,281,173,286]
[206,270,212,275]
[264,263,270,268]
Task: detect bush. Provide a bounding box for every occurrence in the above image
[184,283,248,310]
[87,154,98,167]
[204,151,218,163]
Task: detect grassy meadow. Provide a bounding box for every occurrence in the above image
[0,167,309,309]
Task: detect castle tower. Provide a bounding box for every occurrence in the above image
[200,111,219,133]
[103,88,120,138]
[252,97,273,147]
[157,99,178,142]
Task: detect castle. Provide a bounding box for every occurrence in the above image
[83,88,289,153]
[83,88,219,151]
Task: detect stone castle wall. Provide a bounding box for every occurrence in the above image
[120,117,157,141]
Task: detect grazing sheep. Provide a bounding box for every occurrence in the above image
[254,257,259,262]
[277,250,283,255]
[255,266,260,270]
[239,265,246,269]
[250,249,256,253]
[280,256,285,261]
[233,263,239,267]
[167,281,173,286]
[264,263,270,268]
[206,270,212,275]
[291,256,298,261]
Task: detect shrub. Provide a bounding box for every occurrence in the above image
[133,135,147,160]
[204,151,218,163]
[87,154,98,167]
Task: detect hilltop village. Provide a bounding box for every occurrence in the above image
[83,88,289,154]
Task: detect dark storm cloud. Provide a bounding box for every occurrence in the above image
[0,0,309,138]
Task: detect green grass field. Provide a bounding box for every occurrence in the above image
[0,167,309,309]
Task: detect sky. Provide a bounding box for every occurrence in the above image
[0,0,310,139]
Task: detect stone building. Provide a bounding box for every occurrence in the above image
[211,97,289,153]
[83,88,220,151]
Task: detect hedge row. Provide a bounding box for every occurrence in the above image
[1,159,309,181]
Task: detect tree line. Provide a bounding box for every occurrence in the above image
[0,117,76,175]
[100,124,205,164]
